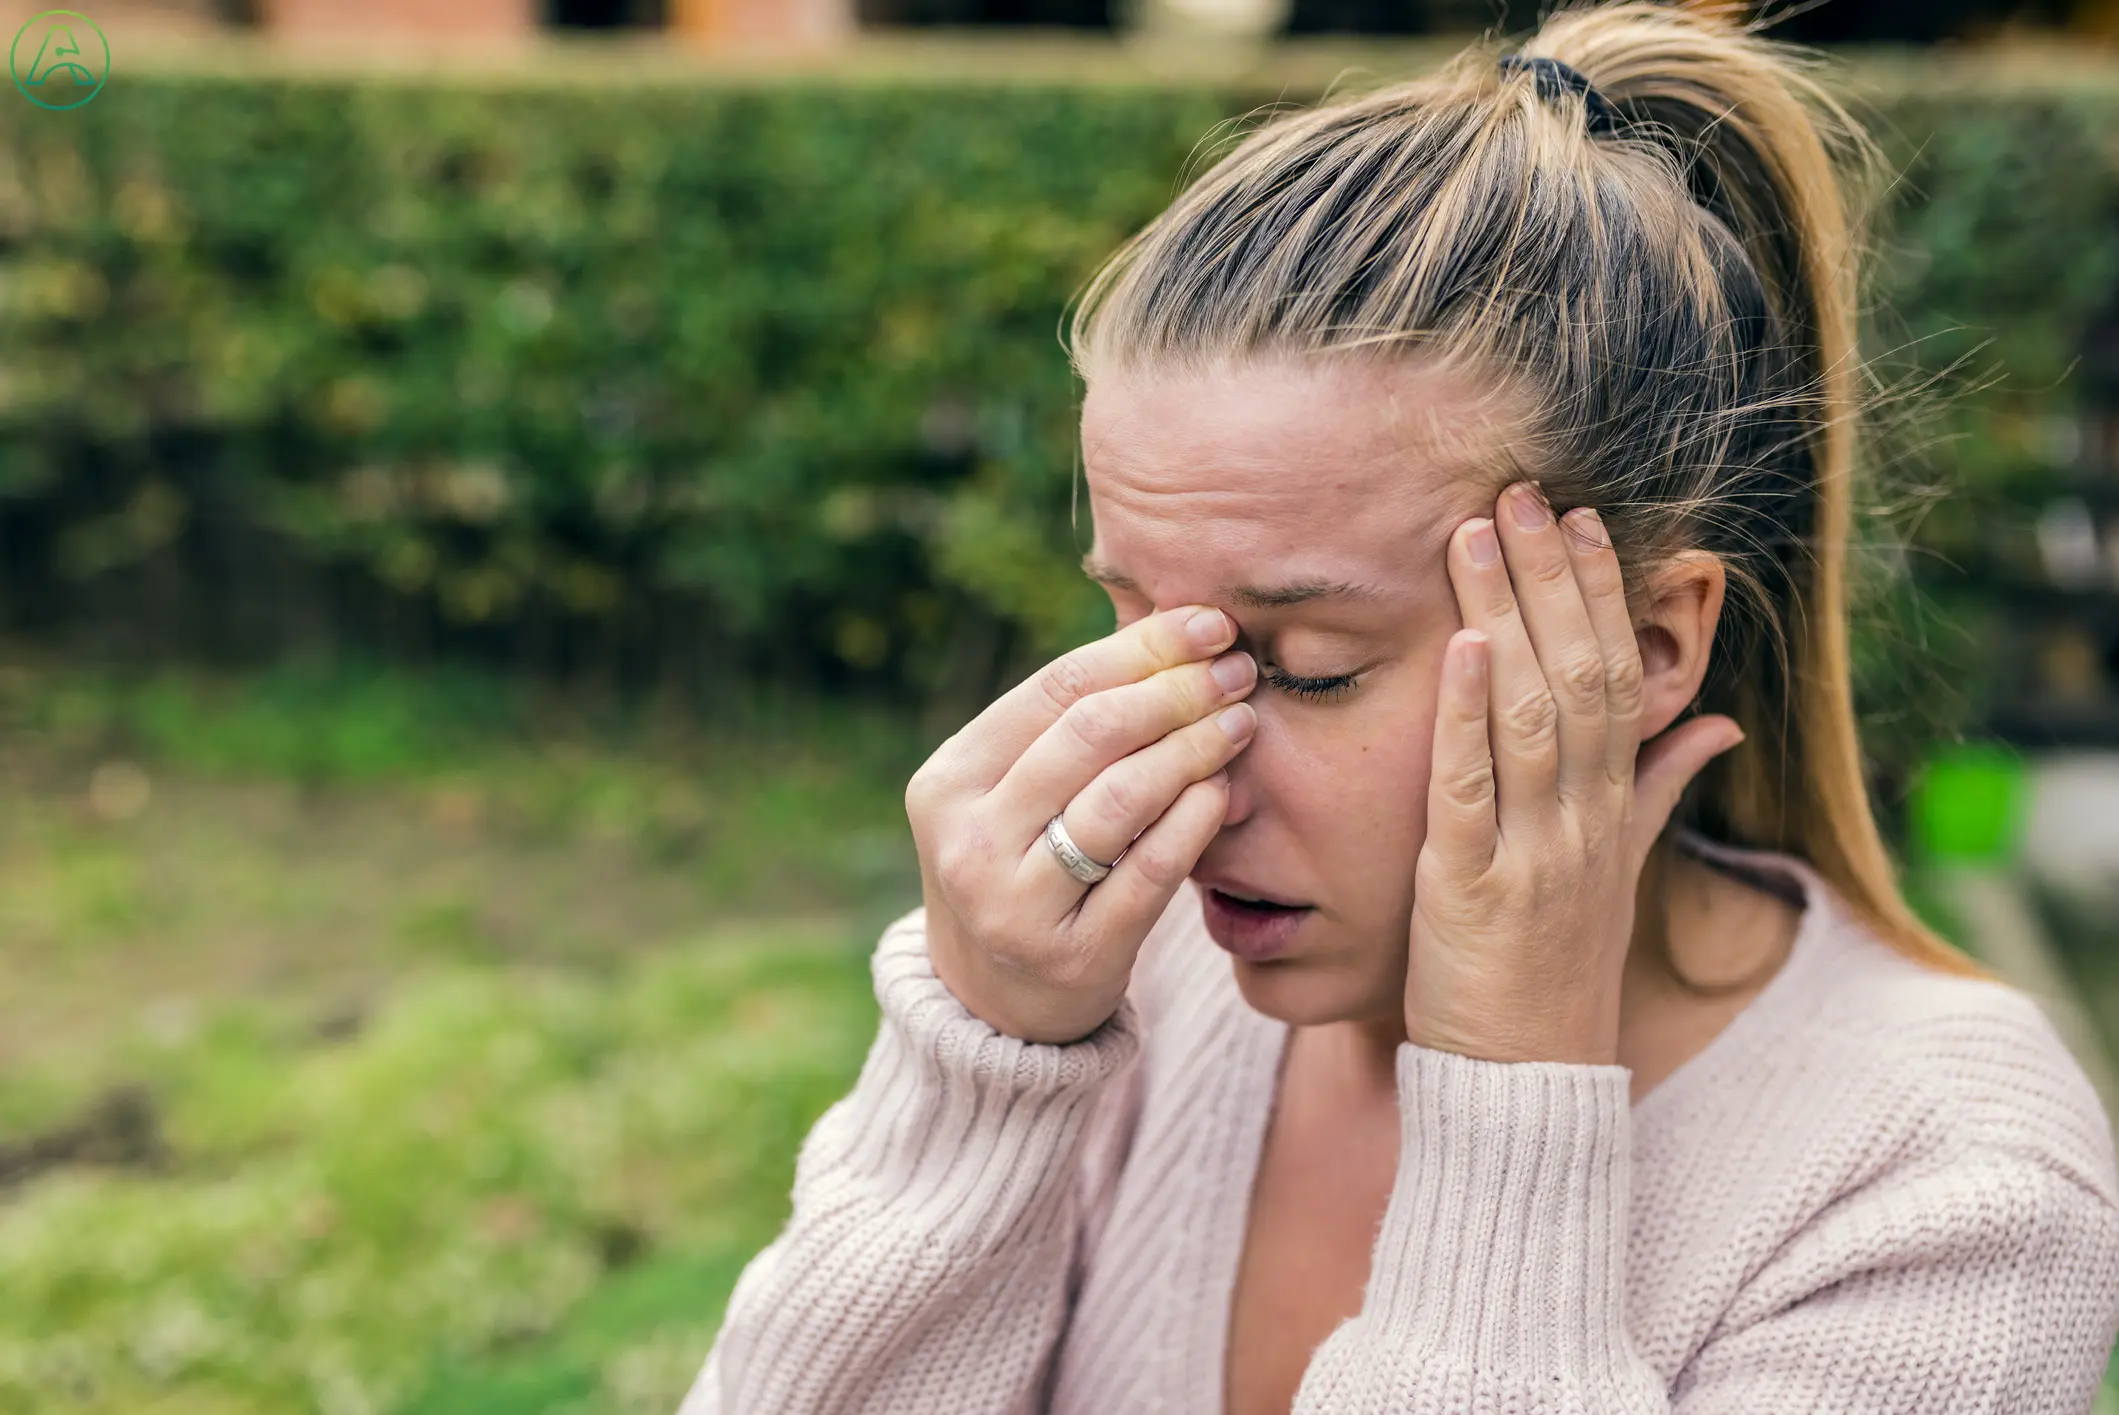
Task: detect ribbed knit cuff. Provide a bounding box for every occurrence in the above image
[871,908,1143,1094]
[1367,1042,1638,1391]
[796,908,1143,1255]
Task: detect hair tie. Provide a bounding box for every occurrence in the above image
[1498,54,1621,136]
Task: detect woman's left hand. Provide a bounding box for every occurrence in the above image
[1405,480,1746,1066]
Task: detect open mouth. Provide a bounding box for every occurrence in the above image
[1197,881,1315,962]
[1207,887,1309,916]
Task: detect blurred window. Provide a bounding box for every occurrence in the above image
[548,0,666,26]
[857,0,1114,23]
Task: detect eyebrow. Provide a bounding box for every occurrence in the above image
[1079,555,1388,610]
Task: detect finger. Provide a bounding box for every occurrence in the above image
[1073,770,1231,938]
[1448,515,1555,836]
[1633,714,1744,853]
[1423,629,1497,878]
[1494,481,1609,807]
[1559,506,1648,786]
[1016,700,1255,913]
[948,605,1239,791]
[988,650,1255,835]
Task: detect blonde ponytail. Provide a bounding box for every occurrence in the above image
[1538,3,1983,979]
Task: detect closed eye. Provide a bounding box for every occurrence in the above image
[1262,665,1358,702]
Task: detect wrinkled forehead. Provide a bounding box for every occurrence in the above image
[1078,352,1521,607]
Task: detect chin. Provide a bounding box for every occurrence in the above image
[1224,947,1396,1029]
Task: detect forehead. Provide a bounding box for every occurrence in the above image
[1079,353,1515,605]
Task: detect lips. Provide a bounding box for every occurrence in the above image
[1208,889,1305,914]
[1192,873,1308,910]
[1192,872,1315,963]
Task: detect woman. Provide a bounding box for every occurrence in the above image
[682,4,2119,1411]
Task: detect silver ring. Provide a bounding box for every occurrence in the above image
[1043,812,1116,886]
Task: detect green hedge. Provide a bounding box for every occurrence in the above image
[0,60,2113,745]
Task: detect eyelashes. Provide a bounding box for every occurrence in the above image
[1261,665,1358,702]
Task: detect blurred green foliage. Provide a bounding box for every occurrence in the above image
[0,66,2112,742]
[0,923,878,1415]
[0,76,1234,701]
[0,656,925,901]
[19,661,528,782]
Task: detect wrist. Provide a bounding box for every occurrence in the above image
[928,924,1124,1046]
[1403,994,1620,1066]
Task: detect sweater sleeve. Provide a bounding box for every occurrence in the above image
[1666,1143,2119,1413]
[677,907,1144,1415]
[1291,1043,2119,1415]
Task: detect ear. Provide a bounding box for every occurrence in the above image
[1633,550,1726,741]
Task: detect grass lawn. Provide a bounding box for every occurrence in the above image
[0,659,925,1415]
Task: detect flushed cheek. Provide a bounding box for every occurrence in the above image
[1344,734,1436,921]
[1250,697,1435,903]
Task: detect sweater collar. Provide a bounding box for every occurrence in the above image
[1632,827,1848,1124]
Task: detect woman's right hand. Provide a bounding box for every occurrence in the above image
[905,605,1259,1044]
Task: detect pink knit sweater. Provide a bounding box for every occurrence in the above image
[680,833,2119,1413]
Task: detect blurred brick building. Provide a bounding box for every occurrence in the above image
[14,0,857,46]
[261,0,854,45]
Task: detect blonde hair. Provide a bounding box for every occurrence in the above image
[1063,1,1986,984]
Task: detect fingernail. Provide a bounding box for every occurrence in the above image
[1563,506,1609,549]
[1187,607,1231,648]
[1466,519,1500,566]
[1460,629,1488,676]
[1210,651,1253,694]
[1509,482,1552,530]
[1216,703,1255,742]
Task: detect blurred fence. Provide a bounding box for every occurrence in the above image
[0,54,2113,757]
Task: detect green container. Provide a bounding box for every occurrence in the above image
[1908,742,2030,865]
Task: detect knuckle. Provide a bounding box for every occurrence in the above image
[1440,757,1495,812]
[904,758,946,822]
[932,833,979,892]
[1128,841,1189,893]
[1063,693,1131,754]
[1584,580,1629,617]
[1098,770,1151,826]
[1035,654,1095,717]
[1554,650,1608,704]
[1140,662,1214,732]
[932,815,1001,892]
[1498,686,1559,747]
[1527,551,1575,589]
[1606,652,1645,710]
